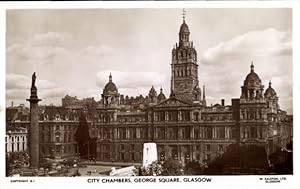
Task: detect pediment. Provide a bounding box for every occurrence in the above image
[154,97,192,108]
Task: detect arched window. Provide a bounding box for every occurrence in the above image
[172,148,178,160]
[194,112,199,121]
[55,132,60,142]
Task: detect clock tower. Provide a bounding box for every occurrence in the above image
[170,11,201,103]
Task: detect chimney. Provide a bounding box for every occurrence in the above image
[221,99,225,106]
[11,101,13,107]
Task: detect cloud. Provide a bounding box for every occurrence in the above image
[199,28,292,113]
[81,45,114,58]
[7,32,71,66]
[6,73,69,106]
[30,32,72,46]
[201,28,291,64]
[6,74,30,90]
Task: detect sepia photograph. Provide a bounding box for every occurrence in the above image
[5,8,293,178]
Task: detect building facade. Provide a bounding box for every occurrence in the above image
[5,127,28,155]
[7,106,82,161]
[93,18,293,166]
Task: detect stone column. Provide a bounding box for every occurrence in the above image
[26,72,41,169]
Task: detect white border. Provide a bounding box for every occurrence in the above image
[0,1,299,189]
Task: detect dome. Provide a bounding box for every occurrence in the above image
[264,81,277,98]
[157,87,166,101]
[104,82,117,93]
[244,63,262,86]
[179,21,190,34]
[103,73,118,94]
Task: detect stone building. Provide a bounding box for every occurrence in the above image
[7,106,82,161]
[5,127,28,155]
[93,17,293,166]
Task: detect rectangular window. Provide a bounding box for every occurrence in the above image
[130,128,134,139]
[207,128,213,139]
[194,127,199,139]
[185,127,190,139]
[159,127,165,139]
[218,145,223,153]
[171,127,178,140]
[136,128,141,139]
[120,152,125,161]
[131,153,135,161]
[259,128,263,139]
[250,126,257,138]
[122,128,126,139]
[206,144,210,151]
[130,144,134,151]
[64,133,67,142]
[184,111,190,121]
[218,127,225,139]
[133,128,136,139]
[41,133,44,142]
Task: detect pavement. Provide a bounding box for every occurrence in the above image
[77,160,142,176]
[78,165,113,176]
[82,160,142,167]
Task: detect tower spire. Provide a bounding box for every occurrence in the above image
[109,72,112,82]
[170,66,175,98]
[203,84,206,106]
[182,8,186,23]
[250,61,254,73]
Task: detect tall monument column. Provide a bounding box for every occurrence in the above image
[26,72,41,169]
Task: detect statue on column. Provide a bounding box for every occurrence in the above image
[31,72,36,88]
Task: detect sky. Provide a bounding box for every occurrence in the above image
[6,8,293,114]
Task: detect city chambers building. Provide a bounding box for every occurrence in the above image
[7,17,292,167]
[87,18,292,165]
